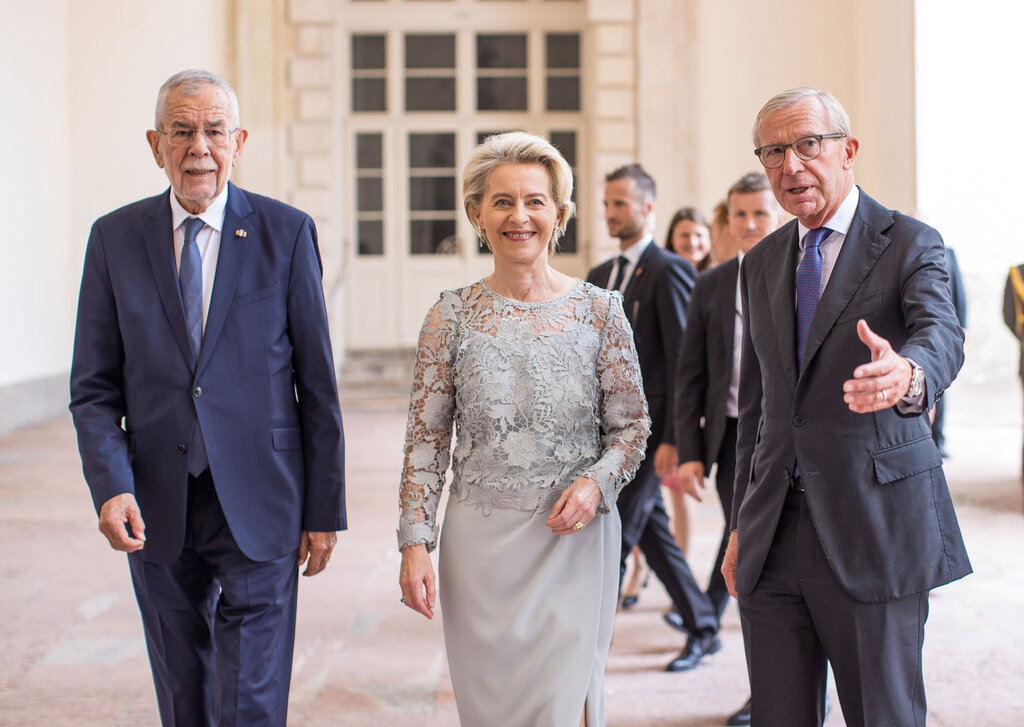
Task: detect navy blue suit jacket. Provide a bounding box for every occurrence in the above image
[734,189,970,602]
[70,183,346,563]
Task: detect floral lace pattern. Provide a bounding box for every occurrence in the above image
[398,279,650,551]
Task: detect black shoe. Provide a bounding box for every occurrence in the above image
[725,696,751,725]
[662,608,686,633]
[664,633,721,672]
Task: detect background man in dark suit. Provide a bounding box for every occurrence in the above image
[587,165,720,672]
[1005,262,1024,486]
[723,87,971,726]
[673,172,783,725]
[70,69,346,726]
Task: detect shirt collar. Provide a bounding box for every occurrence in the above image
[797,185,859,248]
[170,185,229,233]
[621,235,653,264]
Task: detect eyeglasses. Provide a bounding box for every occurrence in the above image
[754,133,846,169]
[157,126,239,148]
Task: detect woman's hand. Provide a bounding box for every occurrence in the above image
[399,543,436,619]
[546,476,602,535]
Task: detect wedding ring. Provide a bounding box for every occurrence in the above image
[574,521,585,531]
[880,389,888,400]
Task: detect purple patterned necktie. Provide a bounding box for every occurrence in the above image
[795,227,830,366]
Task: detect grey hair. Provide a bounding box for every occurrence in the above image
[462,131,576,253]
[752,87,852,146]
[155,69,240,130]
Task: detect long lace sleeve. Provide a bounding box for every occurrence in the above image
[581,293,651,510]
[398,293,458,551]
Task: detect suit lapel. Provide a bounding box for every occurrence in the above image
[801,192,892,372]
[717,259,740,362]
[142,192,196,368]
[763,226,800,391]
[623,242,657,300]
[198,183,254,376]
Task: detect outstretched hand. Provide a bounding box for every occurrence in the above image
[842,320,913,413]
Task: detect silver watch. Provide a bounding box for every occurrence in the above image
[906,359,925,398]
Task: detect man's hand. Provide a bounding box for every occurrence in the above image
[675,461,707,501]
[654,443,679,478]
[98,493,146,552]
[298,531,337,576]
[842,320,913,413]
[722,531,739,599]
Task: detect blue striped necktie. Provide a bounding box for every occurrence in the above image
[179,216,208,476]
[179,217,205,358]
[795,227,831,366]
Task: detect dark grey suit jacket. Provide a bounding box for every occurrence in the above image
[733,188,971,602]
[674,258,739,469]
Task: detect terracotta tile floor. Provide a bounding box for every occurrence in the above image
[0,390,1021,726]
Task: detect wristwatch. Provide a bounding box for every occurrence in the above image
[905,358,925,399]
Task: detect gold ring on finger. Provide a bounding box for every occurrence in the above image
[574,521,585,531]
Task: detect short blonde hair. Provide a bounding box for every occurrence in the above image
[462,131,575,252]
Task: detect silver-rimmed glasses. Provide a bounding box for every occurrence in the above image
[156,126,239,147]
[754,133,846,169]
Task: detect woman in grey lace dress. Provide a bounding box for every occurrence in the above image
[398,132,650,727]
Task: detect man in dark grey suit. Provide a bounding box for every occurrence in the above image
[587,164,720,672]
[723,88,971,726]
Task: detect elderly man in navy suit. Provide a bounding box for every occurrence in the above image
[70,69,346,726]
[587,165,720,673]
[722,87,971,727]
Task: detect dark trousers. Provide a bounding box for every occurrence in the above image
[739,488,928,727]
[617,455,718,637]
[706,417,738,622]
[128,470,299,727]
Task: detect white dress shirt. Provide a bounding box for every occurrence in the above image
[606,235,653,292]
[170,187,228,334]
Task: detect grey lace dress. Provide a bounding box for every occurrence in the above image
[398,279,650,727]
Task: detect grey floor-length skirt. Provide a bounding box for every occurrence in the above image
[438,497,620,727]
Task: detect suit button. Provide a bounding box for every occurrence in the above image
[178,443,187,454]
[783,469,792,481]
[192,386,202,398]
[792,415,805,427]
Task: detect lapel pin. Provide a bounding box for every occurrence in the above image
[634,267,643,277]
[235,229,247,238]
